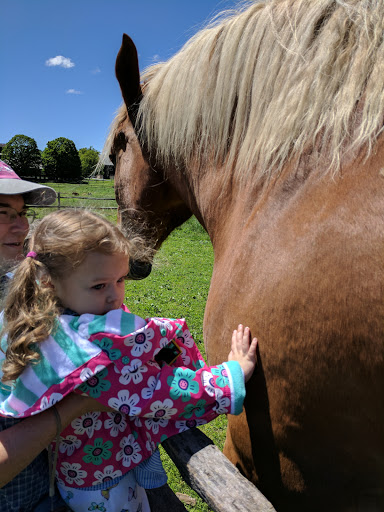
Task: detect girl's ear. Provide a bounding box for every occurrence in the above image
[38,270,55,289]
[42,279,55,290]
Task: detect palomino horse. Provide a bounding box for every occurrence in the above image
[106,1,384,510]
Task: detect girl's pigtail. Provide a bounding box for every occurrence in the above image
[1,255,59,382]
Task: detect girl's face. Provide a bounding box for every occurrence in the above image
[51,251,129,316]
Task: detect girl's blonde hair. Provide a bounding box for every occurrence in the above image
[1,209,131,382]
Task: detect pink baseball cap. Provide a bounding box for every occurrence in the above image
[0,160,56,205]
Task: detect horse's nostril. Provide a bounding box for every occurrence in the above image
[127,259,152,280]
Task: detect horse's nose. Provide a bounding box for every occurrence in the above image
[128,259,152,280]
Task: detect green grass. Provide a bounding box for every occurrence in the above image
[32,180,226,511]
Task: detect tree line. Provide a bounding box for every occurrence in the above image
[1,134,102,182]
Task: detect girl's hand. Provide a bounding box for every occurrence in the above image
[228,324,258,382]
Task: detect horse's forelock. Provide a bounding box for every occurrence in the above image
[108,0,384,182]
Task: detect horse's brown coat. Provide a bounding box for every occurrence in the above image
[109,8,384,510]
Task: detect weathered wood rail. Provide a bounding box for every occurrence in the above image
[32,192,118,210]
[161,428,277,512]
[56,192,117,210]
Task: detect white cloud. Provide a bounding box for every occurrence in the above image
[46,56,75,68]
[91,67,101,74]
[66,89,83,95]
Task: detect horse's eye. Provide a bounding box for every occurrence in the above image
[117,131,127,146]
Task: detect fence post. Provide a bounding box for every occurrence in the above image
[57,192,61,209]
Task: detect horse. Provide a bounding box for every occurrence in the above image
[105,1,384,510]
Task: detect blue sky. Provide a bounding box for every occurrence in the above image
[1,0,240,154]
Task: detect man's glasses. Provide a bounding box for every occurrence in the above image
[0,206,36,225]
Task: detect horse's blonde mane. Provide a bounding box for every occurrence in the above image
[110,0,384,181]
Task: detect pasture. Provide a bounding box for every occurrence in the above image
[35,180,221,511]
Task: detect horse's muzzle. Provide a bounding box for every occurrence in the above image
[128,259,153,280]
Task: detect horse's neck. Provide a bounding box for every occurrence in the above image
[173,163,262,250]
[177,145,381,255]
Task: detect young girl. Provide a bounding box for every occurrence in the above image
[0,209,257,512]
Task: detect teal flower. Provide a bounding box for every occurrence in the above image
[211,365,229,388]
[167,368,200,402]
[179,399,207,419]
[122,355,130,364]
[93,337,121,361]
[78,367,111,398]
[83,437,113,466]
[192,358,206,370]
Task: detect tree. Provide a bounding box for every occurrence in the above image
[78,146,100,178]
[1,135,42,178]
[41,137,82,182]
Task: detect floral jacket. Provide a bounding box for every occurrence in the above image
[0,307,245,489]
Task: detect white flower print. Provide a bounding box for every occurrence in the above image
[79,364,106,382]
[40,393,63,411]
[141,374,161,400]
[124,327,154,357]
[213,388,230,414]
[125,358,143,372]
[175,418,207,433]
[60,462,87,486]
[144,399,177,419]
[59,435,81,456]
[108,389,141,417]
[144,416,168,435]
[201,370,216,397]
[144,399,176,434]
[176,328,194,348]
[104,411,128,437]
[130,415,142,428]
[116,434,142,468]
[180,346,191,366]
[145,432,156,454]
[152,318,174,333]
[92,465,122,486]
[71,411,102,437]
[147,359,161,368]
[119,359,147,386]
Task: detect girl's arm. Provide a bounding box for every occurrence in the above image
[79,324,257,420]
[0,393,110,487]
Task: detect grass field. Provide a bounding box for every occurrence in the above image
[35,180,226,511]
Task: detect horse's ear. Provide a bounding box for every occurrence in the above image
[115,34,142,124]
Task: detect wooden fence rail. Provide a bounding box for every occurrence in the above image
[32,193,118,210]
[163,428,277,512]
[56,192,117,209]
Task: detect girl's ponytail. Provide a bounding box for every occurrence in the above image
[1,253,60,382]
